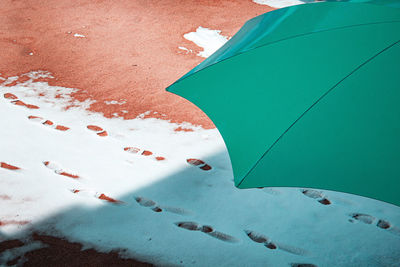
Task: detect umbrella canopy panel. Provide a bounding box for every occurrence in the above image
[177,1,400,83]
[167,2,400,206]
[240,41,400,206]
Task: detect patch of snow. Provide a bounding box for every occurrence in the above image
[104,100,126,105]
[73,33,85,38]
[24,70,54,80]
[253,0,305,8]
[136,110,152,119]
[0,240,44,265]
[178,46,192,54]
[183,27,228,58]
[1,71,400,266]
[2,76,18,86]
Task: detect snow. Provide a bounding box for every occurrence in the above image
[0,240,43,266]
[183,27,229,58]
[73,33,85,38]
[178,46,192,54]
[104,100,126,105]
[253,0,305,8]
[1,71,400,266]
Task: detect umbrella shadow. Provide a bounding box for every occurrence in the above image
[1,150,400,266]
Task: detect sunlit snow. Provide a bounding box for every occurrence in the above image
[183,27,229,58]
[253,0,305,8]
[1,72,399,266]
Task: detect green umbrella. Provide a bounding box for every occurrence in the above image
[167,1,400,206]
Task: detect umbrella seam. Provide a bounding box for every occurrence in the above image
[166,20,400,90]
[237,39,400,188]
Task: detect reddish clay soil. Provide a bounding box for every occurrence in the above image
[58,171,80,179]
[0,233,152,266]
[98,193,122,204]
[42,120,53,126]
[3,93,18,99]
[0,220,30,226]
[87,125,103,131]
[27,115,42,120]
[0,162,20,170]
[10,100,39,109]
[97,130,108,137]
[55,125,70,131]
[141,150,153,156]
[0,0,273,128]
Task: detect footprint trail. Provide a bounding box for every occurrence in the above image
[71,189,123,204]
[186,158,212,171]
[124,147,166,161]
[3,93,39,109]
[87,125,108,137]
[348,213,400,236]
[175,221,238,243]
[28,116,70,131]
[43,161,79,179]
[134,196,188,215]
[245,230,308,255]
[301,189,331,205]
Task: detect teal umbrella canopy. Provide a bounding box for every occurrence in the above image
[167,1,400,206]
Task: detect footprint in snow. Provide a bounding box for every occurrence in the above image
[0,162,20,171]
[3,93,39,109]
[175,221,238,243]
[348,213,400,236]
[134,196,188,215]
[28,115,70,131]
[348,213,376,224]
[186,158,212,171]
[245,230,308,256]
[3,93,18,99]
[124,147,166,161]
[43,161,79,179]
[71,189,123,204]
[87,125,108,137]
[301,189,331,205]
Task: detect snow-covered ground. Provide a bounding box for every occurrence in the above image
[183,27,229,58]
[1,2,400,265]
[1,72,400,266]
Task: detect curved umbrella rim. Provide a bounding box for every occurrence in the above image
[166,2,400,91]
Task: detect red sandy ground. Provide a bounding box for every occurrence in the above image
[0,0,273,264]
[0,234,152,266]
[0,0,273,129]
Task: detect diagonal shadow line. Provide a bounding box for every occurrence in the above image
[1,148,400,266]
[0,150,236,265]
